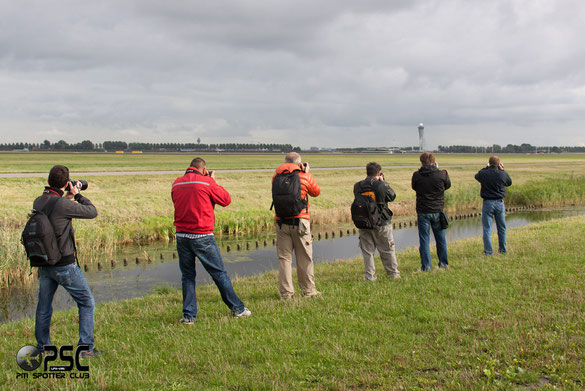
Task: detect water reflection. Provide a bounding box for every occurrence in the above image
[2,207,584,323]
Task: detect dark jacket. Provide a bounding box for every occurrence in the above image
[32,187,98,266]
[354,177,396,226]
[475,166,512,200]
[172,167,231,234]
[411,165,451,214]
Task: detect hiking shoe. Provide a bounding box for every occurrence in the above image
[389,274,401,280]
[80,348,101,358]
[303,291,322,298]
[179,317,195,325]
[438,264,448,270]
[233,308,251,317]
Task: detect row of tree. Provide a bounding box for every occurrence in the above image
[438,143,585,153]
[0,140,300,152]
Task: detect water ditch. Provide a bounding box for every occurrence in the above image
[2,206,584,323]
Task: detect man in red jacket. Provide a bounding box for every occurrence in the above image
[172,157,250,324]
[272,152,321,299]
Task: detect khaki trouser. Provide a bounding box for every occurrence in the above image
[276,218,317,298]
[358,224,400,281]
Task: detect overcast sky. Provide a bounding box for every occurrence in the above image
[1,0,584,149]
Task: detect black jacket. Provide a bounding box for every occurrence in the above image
[32,187,98,266]
[474,166,512,200]
[411,165,451,214]
[353,177,396,226]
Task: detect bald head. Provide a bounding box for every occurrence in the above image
[285,152,301,164]
[489,156,500,166]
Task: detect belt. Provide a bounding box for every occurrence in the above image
[278,218,300,226]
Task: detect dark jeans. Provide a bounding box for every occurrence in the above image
[482,199,507,255]
[35,263,95,350]
[417,213,448,271]
[177,235,245,319]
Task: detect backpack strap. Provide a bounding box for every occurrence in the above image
[41,196,60,217]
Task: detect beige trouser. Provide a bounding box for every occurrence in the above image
[276,218,318,298]
[358,224,400,281]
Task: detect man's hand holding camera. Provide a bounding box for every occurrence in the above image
[66,181,81,200]
[301,162,310,173]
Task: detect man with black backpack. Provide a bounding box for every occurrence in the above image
[26,165,99,357]
[352,162,400,281]
[272,152,321,299]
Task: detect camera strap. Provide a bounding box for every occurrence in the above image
[185,168,204,175]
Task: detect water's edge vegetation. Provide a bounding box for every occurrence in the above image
[2,175,585,287]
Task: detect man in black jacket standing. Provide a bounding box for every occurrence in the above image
[411,152,451,271]
[353,162,400,280]
[475,156,512,255]
[32,165,100,357]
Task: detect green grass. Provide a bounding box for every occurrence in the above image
[1,216,584,390]
[1,152,585,172]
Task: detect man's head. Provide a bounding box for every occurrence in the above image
[190,157,206,170]
[420,152,436,166]
[489,156,500,167]
[48,165,69,189]
[366,162,382,177]
[284,152,301,164]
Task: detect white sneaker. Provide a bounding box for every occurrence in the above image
[179,316,195,325]
[233,308,251,317]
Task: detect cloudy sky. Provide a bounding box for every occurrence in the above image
[1,0,584,149]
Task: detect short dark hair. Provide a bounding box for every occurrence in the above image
[48,165,69,188]
[190,157,206,169]
[489,156,500,166]
[366,162,382,177]
[420,152,436,166]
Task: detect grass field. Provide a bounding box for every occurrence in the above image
[1,216,583,390]
[1,151,585,173]
[1,153,585,286]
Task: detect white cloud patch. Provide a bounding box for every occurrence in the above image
[0,0,584,148]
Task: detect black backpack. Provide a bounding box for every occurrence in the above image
[351,189,380,229]
[21,197,62,267]
[271,169,308,219]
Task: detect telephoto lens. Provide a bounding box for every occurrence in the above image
[70,179,89,191]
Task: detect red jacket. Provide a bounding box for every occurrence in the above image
[172,167,231,234]
[273,163,321,220]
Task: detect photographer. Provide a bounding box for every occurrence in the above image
[411,152,451,271]
[172,157,250,324]
[475,156,512,255]
[33,165,99,357]
[271,152,321,299]
[353,162,400,281]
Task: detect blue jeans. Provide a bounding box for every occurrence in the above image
[482,199,507,255]
[417,213,449,271]
[177,235,245,319]
[35,263,95,350]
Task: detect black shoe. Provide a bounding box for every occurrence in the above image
[80,348,101,358]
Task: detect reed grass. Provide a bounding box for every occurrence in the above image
[2,155,585,287]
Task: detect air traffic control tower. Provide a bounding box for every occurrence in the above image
[418,123,425,152]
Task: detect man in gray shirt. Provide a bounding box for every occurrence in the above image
[32,165,100,357]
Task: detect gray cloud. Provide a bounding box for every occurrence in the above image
[1,0,584,148]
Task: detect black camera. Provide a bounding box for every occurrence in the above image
[69,179,88,191]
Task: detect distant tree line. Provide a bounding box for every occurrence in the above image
[438,143,585,153]
[0,140,97,151]
[0,140,300,153]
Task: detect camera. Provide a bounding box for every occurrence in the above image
[69,180,88,191]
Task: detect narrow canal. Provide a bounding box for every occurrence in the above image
[2,206,584,323]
